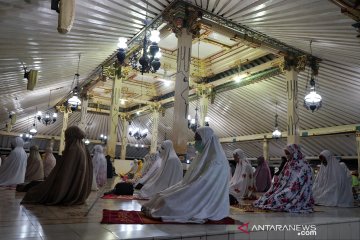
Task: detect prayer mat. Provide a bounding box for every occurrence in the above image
[0,186,17,190]
[101,209,235,224]
[101,194,146,200]
[231,205,324,213]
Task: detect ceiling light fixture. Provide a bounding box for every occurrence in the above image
[304,40,322,112]
[68,54,82,111]
[272,101,281,139]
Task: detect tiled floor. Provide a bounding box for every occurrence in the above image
[1,178,359,240]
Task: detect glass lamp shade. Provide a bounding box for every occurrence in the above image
[272,128,282,139]
[68,95,81,106]
[29,127,37,135]
[304,91,322,112]
[149,30,160,43]
[117,37,128,49]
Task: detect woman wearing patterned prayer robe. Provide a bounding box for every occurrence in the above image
[253,144,314,213]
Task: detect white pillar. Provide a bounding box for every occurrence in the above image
[263,138,269,161]
[286,67,300,145]
[78,97,88,132]
[150,108,160,154]
[107,68,122,158]
[357,131,360,174]
[120,114,129,160]
[58,111,69,155]
[172,28,193,155]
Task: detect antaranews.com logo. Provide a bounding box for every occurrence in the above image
[238,222,317,236]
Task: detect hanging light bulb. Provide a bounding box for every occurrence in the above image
[117,37,128,64]
[304,77,322,112]
[272,102,282,139]
[304,40,322,112]
[149,29,160,43]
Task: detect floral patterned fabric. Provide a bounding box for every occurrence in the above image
[253,144,314,213]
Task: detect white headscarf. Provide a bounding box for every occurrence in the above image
[142,127,230,223]
[0,137,28,186]
[92,145,107,188]
[229,149,255,201]
[136,153,161,185]
[313,150,353,207]
[136,140,183,199]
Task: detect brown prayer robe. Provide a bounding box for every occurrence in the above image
[25,145,44,182]
[21,126,93,205]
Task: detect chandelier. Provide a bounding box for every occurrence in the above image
[67,54,82,111]
[19,133,32,143]
[304,40,322,112]
[117,37,128,65]
[188,107,199,133]
[129,127,148,140]
[272,102,281,139]
[129,29,161,75]
[99,134,107,144]
[36,90,58,125]
[84,138,90,145]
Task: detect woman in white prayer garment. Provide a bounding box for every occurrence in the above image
[134,153,161,190]
[91,145,107,190]
[0,137,28,186]
[136,140,183,199]
[313,150,353,207]
[229,149,256,204]
[141,127,230,223]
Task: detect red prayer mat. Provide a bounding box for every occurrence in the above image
[0,186,16,190]
[101,194,146,200]
[101,209,236,224]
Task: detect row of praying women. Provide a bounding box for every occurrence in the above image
[0,138,57,186]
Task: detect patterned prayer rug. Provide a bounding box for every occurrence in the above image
[101,194,146,200]
[101,209,236,224]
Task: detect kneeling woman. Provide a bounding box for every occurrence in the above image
[141,127,230,223]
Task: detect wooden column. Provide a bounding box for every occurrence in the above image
[120,113,129,160]
[78,96,88,132]
[286,67,300,145]
[150,104,161,154]
[58,108,70,155]
[164,3,201,155]
[263,138,269,161]
[106,66,122,158]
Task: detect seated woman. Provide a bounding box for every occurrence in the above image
[43,146,56,178]
[253,144,314,213]
[25,145,44,182]
[0,137,28,186]
[229,149,256,204]
[134,153,161,190]
[136,140,183,199]
[141,127,230,223]
[273,156,287,183]
[254,156,272,192]
[104,153,162,195]
[21,126,93,205]
[312,150,353,207]
[120,159,138,180]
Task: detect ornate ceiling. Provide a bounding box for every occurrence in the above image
[0,0,360,159]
